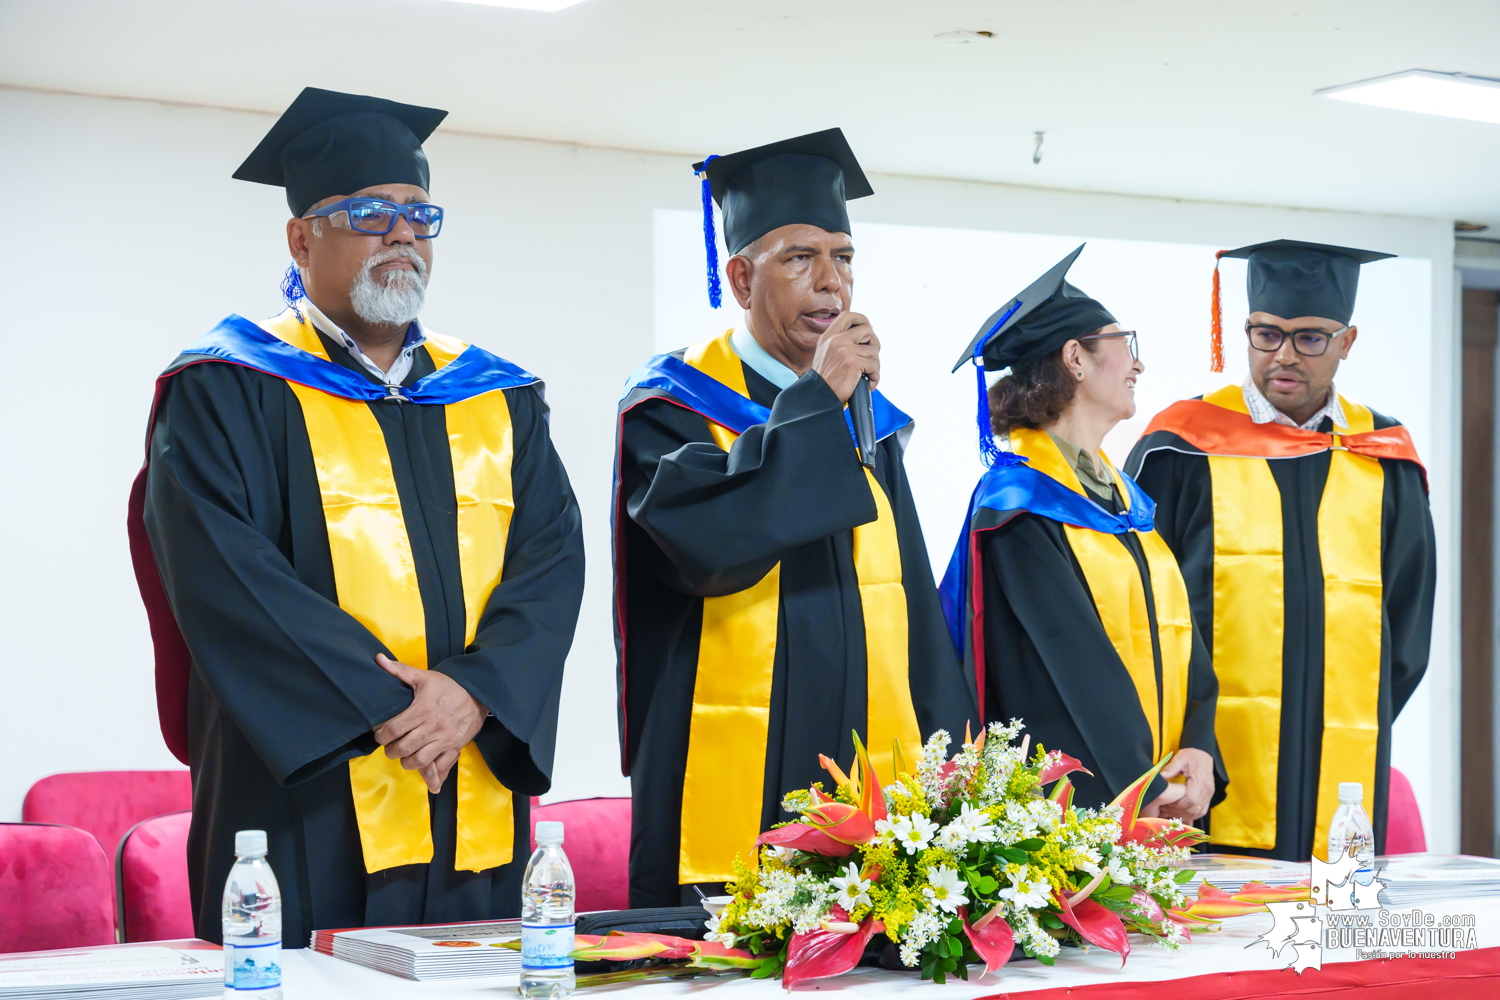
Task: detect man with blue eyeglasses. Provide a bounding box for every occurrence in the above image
[128,88,584,945]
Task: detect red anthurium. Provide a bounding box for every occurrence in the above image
[803,802,878,845]
[1054,892,1130,965]
[783,907,882,989]
[962,912,1015,976]
[1039,751,1092,785]
[755,823,856,858]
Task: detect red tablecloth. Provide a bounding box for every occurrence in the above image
[978,946,1500,1000]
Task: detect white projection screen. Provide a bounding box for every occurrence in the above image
[654,208,1434,582]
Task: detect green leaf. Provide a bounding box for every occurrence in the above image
[947,918,964,935]
[1100,842,1114,856]
[1037,954,1055,967]
[1016,838,1046,851]
[1174,869,1195,884]
[1000,847,1028,864]
[977,876,999,893]
[954,961,970,981]
[1040,912,1065,930]
[939,957,957,973]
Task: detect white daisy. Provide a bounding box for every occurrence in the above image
[923,865,969,913]
[895,813,938,855]
[1106,852,1135,885]
[829,862,872,911]
[997,863,1052,910]
[899,943,921,967]
[956,802,997,842]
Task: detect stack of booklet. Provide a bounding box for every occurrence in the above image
[311,919,523,980]
[0,942,222,1000]
[1373,853,1500,906]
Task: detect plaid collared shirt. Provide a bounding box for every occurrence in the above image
[301,297,427,387]
[1242,376,1347,431]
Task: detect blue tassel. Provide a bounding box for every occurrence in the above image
[281,264,306,322]
[972,298,1025,467]
[975,360,1003,467]
[698,155,722,309]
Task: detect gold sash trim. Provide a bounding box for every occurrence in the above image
[260,308,515,873]
[1008,428,1192,759]
[1200,384,1383,857]
[675,330,920,884]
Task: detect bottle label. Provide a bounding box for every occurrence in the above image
[521,923,575,970]
[224,939,282,991]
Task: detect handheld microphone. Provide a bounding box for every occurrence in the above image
[851,373,876,472]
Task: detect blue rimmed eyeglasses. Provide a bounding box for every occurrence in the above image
[303,197,444,238]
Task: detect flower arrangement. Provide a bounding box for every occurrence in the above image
[705,722,1218,987]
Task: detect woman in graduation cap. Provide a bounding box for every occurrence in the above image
[940,245,1225,818]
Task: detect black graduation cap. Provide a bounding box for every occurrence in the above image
[234,87,448,217]
[1221,239,1394,326]
[692,129,872,306]
[951,244,1117,373]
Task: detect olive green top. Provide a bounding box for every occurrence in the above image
[1048,432,1116,503]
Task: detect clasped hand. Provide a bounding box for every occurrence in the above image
[371,654,488,794]
[1139,747,1214,822]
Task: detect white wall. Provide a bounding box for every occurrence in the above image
[1,88,1460,851]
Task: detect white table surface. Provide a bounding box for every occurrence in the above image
[281,895,1500,998]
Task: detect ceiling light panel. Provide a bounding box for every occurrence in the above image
[1320,70,1500,126]
[440,0,587,11]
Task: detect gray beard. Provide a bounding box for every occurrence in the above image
[349,247,428,327]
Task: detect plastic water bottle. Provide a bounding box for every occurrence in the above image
[1327,782,1375,882]
[520,821,575,999]
[222,830,282,999]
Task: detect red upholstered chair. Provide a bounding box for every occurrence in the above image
[23,771,191,857]
[116,812,194,943]
[530,797,631,912]
[1386,766,1427,854]
[0,823,116,952]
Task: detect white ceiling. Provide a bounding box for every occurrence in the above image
[4,0,1498,225]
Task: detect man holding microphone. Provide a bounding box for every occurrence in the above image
[611,129,975,906]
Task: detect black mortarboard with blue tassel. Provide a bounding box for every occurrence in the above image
[953,244,1117,465]
[692,128,873,308]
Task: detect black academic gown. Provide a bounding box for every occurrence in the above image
[617,361,976,907]
[976,489,1226,812]
[1126,409,1435,860]
[142,331,584,945]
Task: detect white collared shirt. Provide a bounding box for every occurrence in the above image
[300,297,428,387]
[729,326,800,390]
[1242,375,1348,431]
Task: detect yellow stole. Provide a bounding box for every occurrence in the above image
[675,330,922,885]
[1201,384,1384,858]
[259,307,515,874]
[1007,428,1193,760]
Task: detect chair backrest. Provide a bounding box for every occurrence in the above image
[23,771,191,857]
[0,823,116,953]
[1385,766,1427,854]
[530,797,631,913]
[116,812,194,943]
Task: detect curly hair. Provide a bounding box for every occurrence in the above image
[988,337,1101,434]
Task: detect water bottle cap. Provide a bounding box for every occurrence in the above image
[235,830,268,856]
[1338,782,1364,803]
[535,821,564,845]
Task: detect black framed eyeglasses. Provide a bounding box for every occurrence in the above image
[1245,322,1346,357]
[303,197,444,238]
[1081,330,1138,360]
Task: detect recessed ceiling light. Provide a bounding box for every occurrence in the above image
[1318,70,1500,126]
[440,0,587,10]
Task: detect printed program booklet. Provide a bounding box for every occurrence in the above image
[0,941,223,1000]
[311,919,523,981]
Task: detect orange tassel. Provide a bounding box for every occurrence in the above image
[1209,250,1226,373]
